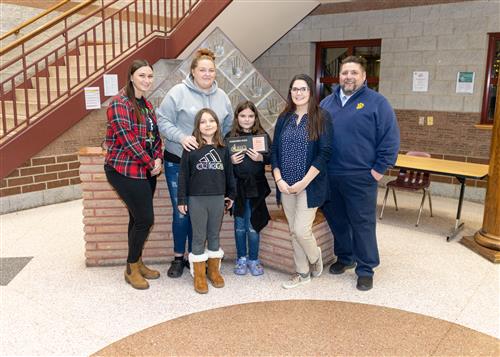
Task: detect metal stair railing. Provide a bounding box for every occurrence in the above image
[0,0,199,141]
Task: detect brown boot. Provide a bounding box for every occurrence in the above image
[207,249,225,288]
[124,262,149,290]
[138,257,160,279]
[189,253,208,294]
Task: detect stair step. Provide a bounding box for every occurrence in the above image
[0,116,20,136]
[48,65,97,79]
[0,101,36,117]
[79,44,123,56]
[67,55,104,69]
[31,77,73,91]
[15,89,51,105]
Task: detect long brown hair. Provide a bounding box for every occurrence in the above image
[125,59,153,123]
[192,108,224,148]
[281,74,325,141]
[229,100,266,137]
[189,48,216,78]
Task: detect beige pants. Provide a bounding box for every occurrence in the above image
[281,190,320,275]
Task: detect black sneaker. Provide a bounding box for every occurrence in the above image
[167,259,184,278]
[356,276,373,291]
[329,261,356,275]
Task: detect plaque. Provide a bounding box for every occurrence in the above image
[226,134,268,153]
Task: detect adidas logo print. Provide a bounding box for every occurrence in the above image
[196,149,224,170]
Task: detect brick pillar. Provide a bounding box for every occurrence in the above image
[79,147,334,270]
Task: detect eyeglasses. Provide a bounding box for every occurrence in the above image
[290,87,309,94]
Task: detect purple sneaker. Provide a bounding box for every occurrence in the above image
[234,257,248,275]
[247,259,264,276]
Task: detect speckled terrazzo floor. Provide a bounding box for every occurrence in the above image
[1,190,499,356]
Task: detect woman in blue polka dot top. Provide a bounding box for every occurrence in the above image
[271,74,333,289]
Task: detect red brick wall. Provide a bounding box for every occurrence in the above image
[1,107,106,198]
[0,153,81,197]
[392,110,490,188]
[80,147,334,270]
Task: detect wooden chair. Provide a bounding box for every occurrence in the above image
[379,151,433,226]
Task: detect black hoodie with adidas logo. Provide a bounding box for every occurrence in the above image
[177,145,235,206]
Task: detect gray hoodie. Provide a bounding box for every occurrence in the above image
[156,74,233,158]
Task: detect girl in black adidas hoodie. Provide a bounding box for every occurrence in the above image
[178,108,235,294]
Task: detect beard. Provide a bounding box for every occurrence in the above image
[340,83,358,96]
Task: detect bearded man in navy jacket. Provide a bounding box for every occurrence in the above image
[320,56,400,291]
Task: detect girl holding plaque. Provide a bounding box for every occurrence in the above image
[226,101,272,276]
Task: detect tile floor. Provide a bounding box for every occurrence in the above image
[1,190,499,356]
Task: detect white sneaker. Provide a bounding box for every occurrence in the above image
[282,273,311,289]
[311,246,323,278]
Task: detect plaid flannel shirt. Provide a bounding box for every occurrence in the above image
[105,95,163,179]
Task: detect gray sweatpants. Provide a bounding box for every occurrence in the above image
[188,195,225,255]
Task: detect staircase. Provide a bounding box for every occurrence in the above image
[0,0,232,178]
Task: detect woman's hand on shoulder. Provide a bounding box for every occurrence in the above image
[246,148,263,162]
[231,151,245,164]
[181,136,199,151]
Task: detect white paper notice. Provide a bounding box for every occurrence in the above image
[84,87,101,109]
[412,71,429,92]
[456,71,475,94]
[103,74,118,96]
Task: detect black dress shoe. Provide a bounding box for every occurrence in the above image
[329,261,356,275]
[167,259,184,278]
[356,276,373,291]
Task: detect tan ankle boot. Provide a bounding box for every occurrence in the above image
[193,261,208,294]
[207,249,225,288]
[138,257,160,279]
[189,252,208,294]
[124,262,149,289]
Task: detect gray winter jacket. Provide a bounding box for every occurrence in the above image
[156,74,233,158]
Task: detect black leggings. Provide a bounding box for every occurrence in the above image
[105,165,157,263]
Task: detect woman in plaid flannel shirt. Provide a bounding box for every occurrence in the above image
[104,59,163,290]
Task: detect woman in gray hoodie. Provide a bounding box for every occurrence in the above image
[157,48,233,278]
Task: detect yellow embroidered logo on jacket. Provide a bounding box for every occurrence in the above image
[356,103,364,110]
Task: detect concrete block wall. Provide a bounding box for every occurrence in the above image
[79,147,334,271]
[253,0,496,172]
[255,1,500,112]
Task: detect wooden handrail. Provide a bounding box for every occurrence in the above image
[0,0,71,42]
[0,0,97,56]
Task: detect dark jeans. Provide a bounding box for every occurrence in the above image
[322,172,379,277]
[234,199,260,260]
[105,165,157,263]
[164,161,192,255]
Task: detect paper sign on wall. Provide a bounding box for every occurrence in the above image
[84,87,101,109]
[412,71,429,92]
[103,74,119,96]
[456,71,474,94]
